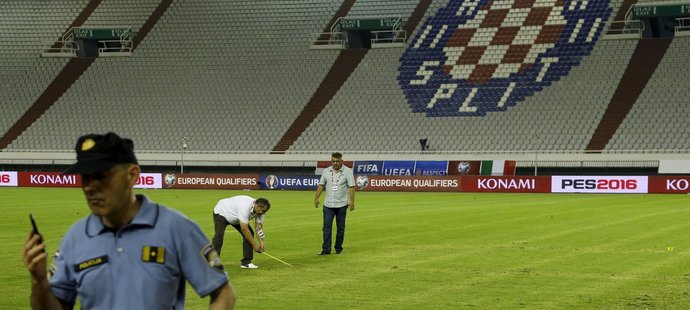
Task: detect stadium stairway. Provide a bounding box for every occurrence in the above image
[133,0,173,49]
[271,0,359,154]
[610,0,638,29]
[48,0,102,51]
[0,0,101,150]
[0,58,94,150]
[402,0,431,37]
[587,38,673,151]
[586,0,672,151]
[316,0,356,44]
[271,49,368,153]
[272,0,433,153]
[0,0,172,150]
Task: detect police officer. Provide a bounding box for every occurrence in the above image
[22,132,235,309]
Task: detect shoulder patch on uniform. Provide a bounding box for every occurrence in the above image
[200,243,224,272]
[74,255,108,272]
[141,246,166,264]
[48,249,61,278]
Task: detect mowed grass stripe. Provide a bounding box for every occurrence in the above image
[165,190,688,306]
[349,193,690,308]
[2,189,690,309]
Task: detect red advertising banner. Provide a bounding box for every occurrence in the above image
[19,172,80,187]
[461,176,551,193]
[649,176,690,194]
[163,173,259,190]
[355,175,461,192]
[17,172,163,189]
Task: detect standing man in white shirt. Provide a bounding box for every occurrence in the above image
[212,195,270,269]
[314,152,356,255]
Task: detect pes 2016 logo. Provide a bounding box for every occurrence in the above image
[398,0,611,116]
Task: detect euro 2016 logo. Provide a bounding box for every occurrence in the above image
[164,174,176,188]
[458,161,471,175]
[265,175,278,190]
[399,0,611,116]
[356,175,369,190]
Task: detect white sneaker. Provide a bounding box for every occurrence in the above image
[240,263,259,269]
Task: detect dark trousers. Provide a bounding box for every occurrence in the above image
[322,206,348,253]
[212,213,255,265]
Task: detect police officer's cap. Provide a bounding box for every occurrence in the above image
[64,132,138,174]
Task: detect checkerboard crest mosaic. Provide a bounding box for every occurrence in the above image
[398,0,612,117]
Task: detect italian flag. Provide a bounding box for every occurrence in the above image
[480,160,516,176]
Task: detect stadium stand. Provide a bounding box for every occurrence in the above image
[0,0,688,166]
[346,0,419,20]
[6,0,343,152]
[295,0,634,152]
[81,0,160,30]
[0,0,85,140]
[606,36,690,152]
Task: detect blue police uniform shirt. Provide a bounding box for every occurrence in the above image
[49,194,228,309]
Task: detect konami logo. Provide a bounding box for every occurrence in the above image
[667,178,690,191]
[477,178,535,190]
[466,176,550,193]
[30,174,77,185]
[18,172,78,187]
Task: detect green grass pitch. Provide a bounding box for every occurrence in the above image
[2,187,690,309]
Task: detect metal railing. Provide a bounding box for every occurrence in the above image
[310,31,347,49]
[371,29,406,46]
[312,16,406,49]
[97,40,133,56]
[41,26,133,57]
[676,17,690,34]
[309,16,347,49]
[605,19,644,38]
[40,41,79,58]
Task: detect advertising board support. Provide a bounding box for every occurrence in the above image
[181,136,187,174]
